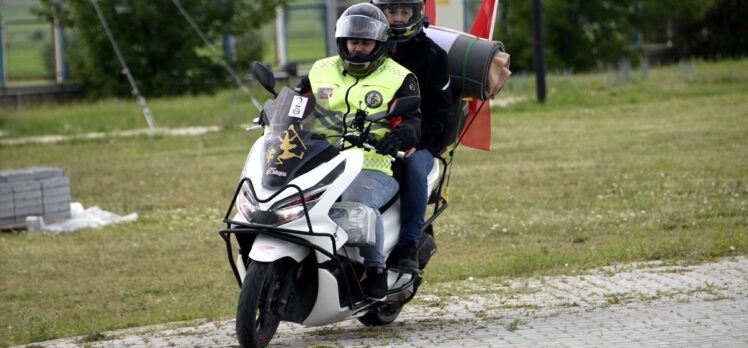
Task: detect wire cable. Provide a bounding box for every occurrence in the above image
[171,0,262,112]
[90,0,156,129]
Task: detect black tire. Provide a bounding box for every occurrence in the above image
[236,261,285,348]
[357,303,403,326]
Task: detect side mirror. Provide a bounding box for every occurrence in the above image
[385,96,420,119]
[252,61,277,97]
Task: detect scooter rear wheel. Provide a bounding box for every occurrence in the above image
[236,261,284,348]
[358,303,403,326]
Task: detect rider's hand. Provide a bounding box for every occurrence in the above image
[375,133,402,157]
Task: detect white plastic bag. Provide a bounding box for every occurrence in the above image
[27,202,138,234]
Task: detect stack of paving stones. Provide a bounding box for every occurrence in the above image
[0,166,71,229]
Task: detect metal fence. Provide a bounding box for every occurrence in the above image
[1,0,68,86]
[0,0,485,86]
[1,18,54,81]
[265,0,484,70]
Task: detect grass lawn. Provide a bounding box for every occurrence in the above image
[0,59,746,346]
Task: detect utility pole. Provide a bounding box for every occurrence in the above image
[0,14,5,86]
[531,0,546,103]
[52,0,67,83]
[221,0,235,65]
[275,6,288,67]
[53,17,65,83]
[325,0,337,57]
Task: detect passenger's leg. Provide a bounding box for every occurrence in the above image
[396,148,434,271]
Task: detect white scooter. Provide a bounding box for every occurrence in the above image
[219,63,449,348]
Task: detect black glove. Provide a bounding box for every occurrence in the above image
[375,133,402,156]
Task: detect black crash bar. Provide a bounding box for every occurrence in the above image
[219,177,364,310]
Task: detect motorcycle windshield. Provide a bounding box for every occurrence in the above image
[262,87,335,189]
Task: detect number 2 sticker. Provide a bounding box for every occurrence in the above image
[289,96,308,118]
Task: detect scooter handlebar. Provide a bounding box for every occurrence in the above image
[341,133,405,161]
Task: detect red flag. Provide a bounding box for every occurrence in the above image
[469,0,499,40]
[459,0,499,151]
[459,99,491,151]
[424,0,436,26]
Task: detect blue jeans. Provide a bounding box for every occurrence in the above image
[399,148,434,247]
[341,169,399,268]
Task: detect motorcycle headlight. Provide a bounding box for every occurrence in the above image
[237,182,259,221]
[237,182,326,226]
[236,161,344,226]
[270,188,326,225]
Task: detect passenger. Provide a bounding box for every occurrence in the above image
[372,0,452,272]
[297,3,421,300]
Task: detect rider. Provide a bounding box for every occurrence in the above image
[371,0,452,272]
[297,3,421,300]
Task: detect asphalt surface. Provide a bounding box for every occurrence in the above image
[19,256,748,348]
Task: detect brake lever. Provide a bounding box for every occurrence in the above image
[343,133,361,145]
[343,133,404,161]
[245,125,263,132]
[361,143,405,161]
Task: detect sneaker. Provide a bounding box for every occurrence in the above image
[363,267,387,301]
[394,243,419,273]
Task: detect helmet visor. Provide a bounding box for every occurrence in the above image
[335,15,389,42]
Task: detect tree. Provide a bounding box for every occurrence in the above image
[496,0,722,72]
[498,0,643,72]
[673,0,748,59]
[634,0,717,44]
[34,0,284,98]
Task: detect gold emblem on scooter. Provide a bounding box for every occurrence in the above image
[271,124,306,165]
[265,147,277,163]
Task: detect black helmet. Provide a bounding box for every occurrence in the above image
[371,0,425,43]
[335,3,391,78]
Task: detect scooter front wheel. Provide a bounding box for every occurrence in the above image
[236,260,286,348]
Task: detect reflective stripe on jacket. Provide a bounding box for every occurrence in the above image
[309,56,411,176]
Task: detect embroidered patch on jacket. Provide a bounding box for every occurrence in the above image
[364,90,383,108]
[317,87,334,100]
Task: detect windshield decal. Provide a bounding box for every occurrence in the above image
[266,124,307,165]
[289,96,309,118]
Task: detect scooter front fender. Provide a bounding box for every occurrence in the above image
[249,234,310,263]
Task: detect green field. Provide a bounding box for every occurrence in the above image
[0,59,747,346]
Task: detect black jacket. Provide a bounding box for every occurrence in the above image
[391,31,452,154]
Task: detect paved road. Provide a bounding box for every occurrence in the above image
[21,256,748,348]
